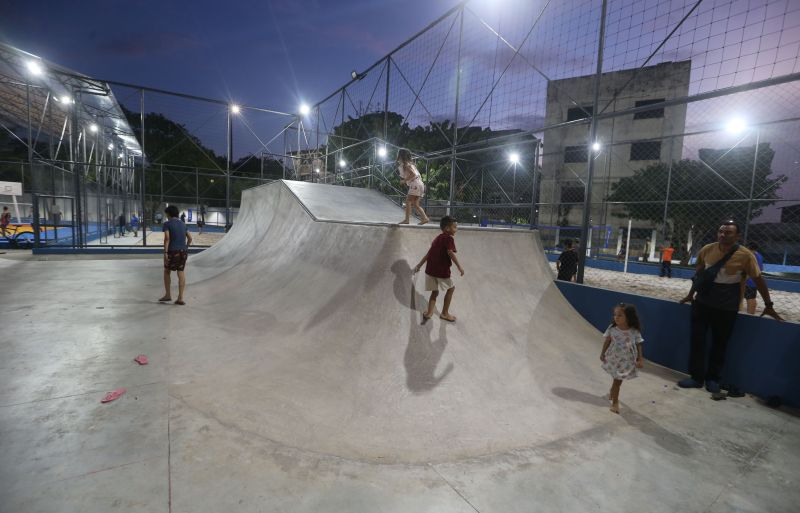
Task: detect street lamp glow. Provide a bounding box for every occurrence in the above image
[592,142,602,152]
[230,104,240,114]
[118,153,124,158]
[377,146,387,158]
[26,60,43,76]
[509,152,520,164]
[89,124,99,133]
[108,143,114,150]
[314,167,320,174]
[339,158,346,168]
[726,118,746,134]
[299,103,311,116]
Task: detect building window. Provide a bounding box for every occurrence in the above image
[564,145,588,163]
[630,141,662,161]
[560,185,585,204]
[567,106,593,121]
[633,99,665,119]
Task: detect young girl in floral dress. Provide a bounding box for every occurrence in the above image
[600,303,644,414]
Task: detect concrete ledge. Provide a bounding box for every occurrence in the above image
[556,280,800,407]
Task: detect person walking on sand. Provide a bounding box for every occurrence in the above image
[397,148,430,225]
[130,213,140,237]
[659,240,676,278]
[413,216,464,323]
[600,303,645,414]
[159,205,193,305]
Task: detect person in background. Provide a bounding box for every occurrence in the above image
[1,206,11,237]
[118,213,126,237]
[743,242,765,315]
[130,213,140,237]
[659,240,676,278]
[556,239,579,282]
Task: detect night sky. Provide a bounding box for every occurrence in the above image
[2,0,462,111]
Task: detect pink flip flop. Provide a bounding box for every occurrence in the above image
[101,388,127,403]
[134,355,148,365]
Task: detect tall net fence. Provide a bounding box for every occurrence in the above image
[283,0,800,319]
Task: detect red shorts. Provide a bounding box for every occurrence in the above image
[164,250,188,271]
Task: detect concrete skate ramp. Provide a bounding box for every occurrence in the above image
[185,180,603,463]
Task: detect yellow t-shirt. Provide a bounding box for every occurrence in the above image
[697,242,761,309]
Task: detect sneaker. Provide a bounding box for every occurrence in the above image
[705,380,721,393]
[677,378,703,388]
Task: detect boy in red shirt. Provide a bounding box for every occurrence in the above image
[413,216,465,322]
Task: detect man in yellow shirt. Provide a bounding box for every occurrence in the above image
[678,221,782,393]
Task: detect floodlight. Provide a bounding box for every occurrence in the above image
[509,152,520,164]
[592,142,602,152]
[314,167,320,174]
[339,158,346,168]
[377,146,388,158]
[299,103,311,116]
[26,60,43,76]
[726,118,746,134]
[230,104,240,114]
[210,179,215,183]
[108,143,114,150]
[351,70,366,80]
[55,95,73,104]
[118,153,124,158]
[89,124,99,133]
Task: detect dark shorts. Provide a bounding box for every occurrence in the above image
[164,250,188,271]
[744,285,757,300]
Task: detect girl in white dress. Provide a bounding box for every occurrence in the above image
[600,303,644,414]
[397,148,430,225]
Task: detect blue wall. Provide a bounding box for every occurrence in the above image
[556,281,800,407]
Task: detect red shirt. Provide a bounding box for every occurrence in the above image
[425,233,456,278]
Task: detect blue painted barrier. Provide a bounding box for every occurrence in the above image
[555,281,800,407]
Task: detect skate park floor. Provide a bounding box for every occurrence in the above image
[1,181,799,513]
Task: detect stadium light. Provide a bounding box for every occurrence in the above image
[89,124,99,133]
[26,60,44,76]
[108,143,114,150]
[726,118,746,134]
[339,158,346,168]
[299,103,311,116]
[314,167,320,174]
[509,152,520,164]
[592,141,602,152]
[230,104,240,114]
[377,146,387,158]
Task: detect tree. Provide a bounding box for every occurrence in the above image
[607,143,786,261]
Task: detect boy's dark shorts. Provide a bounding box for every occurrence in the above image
[744,285,757,300]
[164,250,188,271]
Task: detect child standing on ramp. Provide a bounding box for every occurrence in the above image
[414,216,465,322]
[397,148,430,225]
[600,303,644,414]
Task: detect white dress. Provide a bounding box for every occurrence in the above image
[601,326,644,380]
[399,164,425,197]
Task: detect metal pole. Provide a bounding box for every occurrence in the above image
[530,140,539,229]
[743,128,760,242]
[448,7,465,214]
[384,56,391,141]
[141,89,147,246]
[576,0,608,284]
[623,218,632,274]
[661,137,674,240]
[26,81,33,178]
[71,89,84,247]
[226,107,232,230]
[282,128,288,180]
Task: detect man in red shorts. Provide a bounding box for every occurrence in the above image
[159,205,193,305]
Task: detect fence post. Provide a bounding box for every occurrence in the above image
[577,0,608,284]
[448,7,465,214]
[662,137,675,241]
[743,128,760,243]
[141,89,147,246]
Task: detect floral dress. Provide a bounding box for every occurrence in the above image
[398,163,425,197]
[601,326,643,380]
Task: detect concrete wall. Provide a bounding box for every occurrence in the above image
[555,281,800,407]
